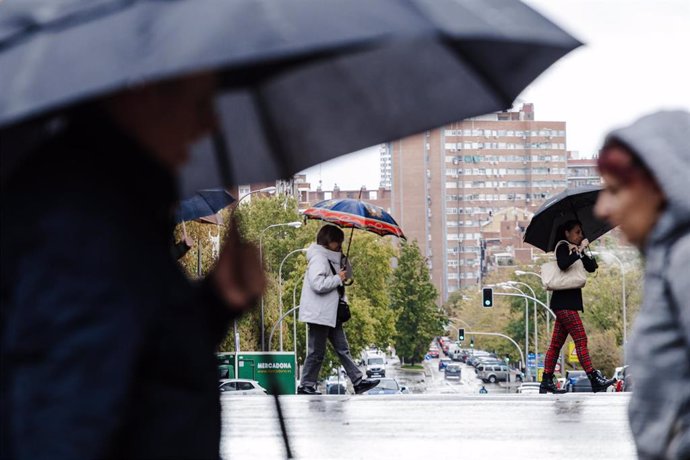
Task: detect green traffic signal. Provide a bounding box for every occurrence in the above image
[482,287,493,307]
[458,328,465,342]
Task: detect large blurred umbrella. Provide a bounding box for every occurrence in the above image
[523,186,615,253]
[174,189,235,223]
[0,0,582,196]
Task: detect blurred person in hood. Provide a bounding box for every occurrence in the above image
[1,73,266,460]
[595,110,690,460]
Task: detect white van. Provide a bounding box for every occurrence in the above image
[365,354,386,378]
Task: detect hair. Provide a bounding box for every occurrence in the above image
[316,225,344,247]
[557,220,582,242]
[597,139,657,186]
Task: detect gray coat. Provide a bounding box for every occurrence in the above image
[298,243,346,328]
[607,110,690,459]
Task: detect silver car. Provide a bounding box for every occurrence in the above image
[478,364,512,383]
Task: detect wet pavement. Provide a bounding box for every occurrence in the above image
[220,359,635,459]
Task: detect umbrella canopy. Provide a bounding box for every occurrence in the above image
[303,198,405,239]
[174,189,235,223]
[0,0,581,194]
[523,186,615,253]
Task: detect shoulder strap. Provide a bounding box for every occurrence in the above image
[327,261,344,298]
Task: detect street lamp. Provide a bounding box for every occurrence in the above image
[591,251,627,364]
[232,186,277,213]
[515,270,565,377]
[230,186,276,352]
[496,283,531,381]
[259,221,303,350]
[278,248,307,351]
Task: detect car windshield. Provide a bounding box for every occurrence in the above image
[447,365,460,371]
[368,357,384,365]
[378,379,399,390]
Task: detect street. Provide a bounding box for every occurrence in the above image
[220,356,635,459]
[220,392,634,459]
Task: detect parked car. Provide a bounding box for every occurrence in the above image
[570,376,594,393]
[365,355,386,378]
[219,379,268,395]
[326,382,349,395]
[517,382,541,394]
[478,364,513,383]
[362,378,408,395]
[622,366,633,392]
[444,363,462,379]
[438,358,452,371]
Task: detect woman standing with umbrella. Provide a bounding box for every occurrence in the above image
[523,188,617,394]
[297,225,380,395]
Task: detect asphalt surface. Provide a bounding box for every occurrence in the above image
[220,359,635,459]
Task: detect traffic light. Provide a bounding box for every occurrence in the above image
[458,328,465,342]
[482,287,493,307]
[470,338,475,348]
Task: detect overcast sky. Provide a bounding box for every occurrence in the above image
[300,0,690,191]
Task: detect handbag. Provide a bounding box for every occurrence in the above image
[328,261,351,323]
[541,240,588,291]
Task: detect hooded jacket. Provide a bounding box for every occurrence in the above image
[298,243,345,328]
[606,110,690,460]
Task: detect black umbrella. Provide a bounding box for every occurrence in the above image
[175,189,235,223]
[523,186,615,253]
[0,0,582,196]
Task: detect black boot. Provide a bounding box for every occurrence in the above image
[587,369,616,393]
[540,373,566,394]
[297,385,321,395]
[354,379,380,394]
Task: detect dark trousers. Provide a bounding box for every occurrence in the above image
[300,323,363,388]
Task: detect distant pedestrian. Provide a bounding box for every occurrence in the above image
[297,225,379,395]
[540,220,616,394]
[595,111,690,460]
[479,386,488,394]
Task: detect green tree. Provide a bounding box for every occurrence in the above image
[391,241,444,364]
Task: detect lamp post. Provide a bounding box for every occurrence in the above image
[259,221,302,350]
[232,186,277,213]
[591,251,627,364]
[495,283,531,381]
[229,186,276,353]
[278,248,307,351]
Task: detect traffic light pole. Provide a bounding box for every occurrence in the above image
[493,292,564,380]
[464,332,525,376]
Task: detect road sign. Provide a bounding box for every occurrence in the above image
[568,342,579,364]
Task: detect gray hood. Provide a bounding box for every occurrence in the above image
[605,110,690,245]
[306,243,342,268]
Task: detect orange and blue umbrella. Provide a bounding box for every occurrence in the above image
[302,198,405,239]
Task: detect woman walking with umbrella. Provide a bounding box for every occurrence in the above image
[540,220,615,393]
[297,225,380,395]
[523,188,617,394]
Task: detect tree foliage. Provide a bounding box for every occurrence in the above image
[391,241,444,364]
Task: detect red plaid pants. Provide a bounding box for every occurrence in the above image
[544,310,594,374]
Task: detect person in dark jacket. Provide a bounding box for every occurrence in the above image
[1,73,266,460]
[539,220,616,394]
[595,111,690,460]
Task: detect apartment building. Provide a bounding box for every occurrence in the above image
[389,104,568,301]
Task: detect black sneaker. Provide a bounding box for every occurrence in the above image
[297,385,321,395]
[354,379,380,394]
